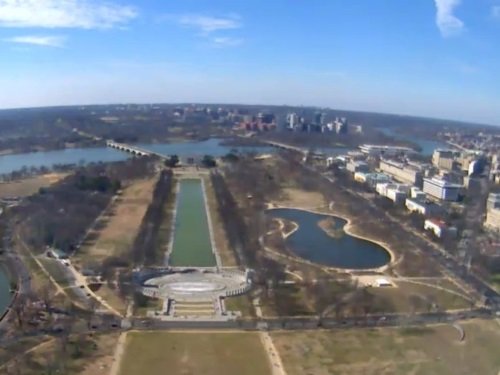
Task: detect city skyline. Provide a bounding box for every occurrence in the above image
[0,0,499,125]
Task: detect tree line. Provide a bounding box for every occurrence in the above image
[131,169,173,266]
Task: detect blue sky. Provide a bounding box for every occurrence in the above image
[0,0,499,125]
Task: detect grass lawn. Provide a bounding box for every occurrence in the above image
[367,281,472,314]
[118,332,271,375]
[75,177,156,264]
[0,333,119,375]
[272,320,500,375]
[490,273,500,292]
[95,284,127,316]
[0,173,67,198]
[224,295,255,317]
[38,257,72,287]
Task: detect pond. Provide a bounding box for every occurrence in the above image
[267,208,391,269]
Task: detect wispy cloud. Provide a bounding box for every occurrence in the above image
[4,35,66,47]
[492,5,500,19]
[434,0,464,37]
[211,37,243,48]
[0,0,137,29]
[175,14,241,34]
[164,13,244,47]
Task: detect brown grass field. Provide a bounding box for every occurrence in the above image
[272,320,500,375]
[0,173,67,198]
[276,188,327,209]
[368,281,472,313]
[75,177,156,263]
[0,333,119,375]
[118,332,271,375]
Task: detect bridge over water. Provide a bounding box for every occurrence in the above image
[106,140,167,159]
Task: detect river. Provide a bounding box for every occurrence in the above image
[0,138,275,176]
[267,208,391,269]
[378,127,449,156]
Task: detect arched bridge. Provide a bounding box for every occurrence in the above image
[106,141,166,159]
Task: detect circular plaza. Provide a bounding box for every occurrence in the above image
[141,269,251,302]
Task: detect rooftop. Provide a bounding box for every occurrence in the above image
[424,177,462,188]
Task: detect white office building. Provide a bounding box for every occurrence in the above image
[424,219,457,238]
[376,183,410,204]
[359,144,414,157]
[405,198,437,215]
[423,177,461,201]
[379,159,423,186]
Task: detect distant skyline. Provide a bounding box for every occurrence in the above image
[0,0,499,125]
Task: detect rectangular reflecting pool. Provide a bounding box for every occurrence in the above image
[169,179,216,267]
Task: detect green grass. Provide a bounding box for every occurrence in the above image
[224,295,255,317]
[490,273,500,291]
[272,320,500,375]
[169,179,216,267]
[119,332,271,375]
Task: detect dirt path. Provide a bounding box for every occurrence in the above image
[108,331,128,375]
[16,233,72,299]
[253,298,287,375]
[259,331,287,375]
[67,263,123,316]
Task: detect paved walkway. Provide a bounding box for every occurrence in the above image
[253,298,287,375]
[109,303,133,375]
[66,262,123,316]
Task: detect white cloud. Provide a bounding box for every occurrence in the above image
[211,37,243,48]
[492,5,500,18]
[434,0,464,37]
[175,14,241,34]
[4,35,66,47]
[0,0,137,29]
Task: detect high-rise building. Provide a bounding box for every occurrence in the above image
[286,113,299,130]
[313,112,326,126]
[334,117,348,134]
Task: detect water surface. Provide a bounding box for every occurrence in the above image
[139,138,273,157]
[0,267,11,317]
[0,147,128,175]
[378,127,449,156]
[0,138,274,176]
[169,179,216,267]
[267,208,391,269]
